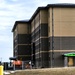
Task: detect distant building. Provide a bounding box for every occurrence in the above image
[12,21,31,61]
[12,4,75,68]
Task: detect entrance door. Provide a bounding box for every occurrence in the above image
[68,57,73,66]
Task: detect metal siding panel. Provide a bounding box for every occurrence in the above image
[40,24,48,36]
[49,37,75,50]
[18,34,31,44]
[18,45,31,55]
[41,38,48,50]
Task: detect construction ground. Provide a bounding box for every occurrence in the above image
[4,67,75,75]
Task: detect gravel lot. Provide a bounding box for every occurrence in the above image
[4,67,75,75]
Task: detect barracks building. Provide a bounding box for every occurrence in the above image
[12,4,75,68]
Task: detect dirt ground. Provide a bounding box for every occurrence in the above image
[4,67,75,75]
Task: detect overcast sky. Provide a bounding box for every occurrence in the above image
[0,0,75,62]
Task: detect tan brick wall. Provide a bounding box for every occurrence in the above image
[31,13,40,33]
[31,20,34,32]
[40,10,48,24]
[35,13,40,29]
[48,8,52,37]
[48,7,75,37]
[17,23,28,34]
[31,10,48,33]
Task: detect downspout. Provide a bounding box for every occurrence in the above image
[34,19,35,67]
[51,7,54,67]
[39,13,41,67]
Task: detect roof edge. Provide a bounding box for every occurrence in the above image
[29,6,47,22]
[47,3,75,8]
[12,20,29,32]
[12,3,75,32]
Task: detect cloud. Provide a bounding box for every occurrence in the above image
[12,0,18,2]
[57,0,75,3]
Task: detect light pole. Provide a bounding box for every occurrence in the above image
[1,58,2,62]
[0,57,2,65]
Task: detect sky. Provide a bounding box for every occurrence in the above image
[0,0,75,62]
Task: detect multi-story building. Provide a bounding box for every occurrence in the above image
[12,4,75,68]
[12,21,31,61]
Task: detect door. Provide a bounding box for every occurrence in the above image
[68,57,73,66]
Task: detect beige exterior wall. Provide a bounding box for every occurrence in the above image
[35,13,40,29]
[48,7,75,52]
[48,8,75,37]
[17,23,28,34]
[31,20,34,33]
[40,10,48,24]
[31,10,48,33]
[13,26,18,39]
[31,13,40,33]
[48,8,52,37]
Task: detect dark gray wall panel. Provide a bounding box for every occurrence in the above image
[53,52,64,67]
[18,56,31,61]
[40,24,48,36]
[18,34,31,44]
[40,53,49,67]
[49,37,75,50]
[18,45,31,55]
[41,38,48,50]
